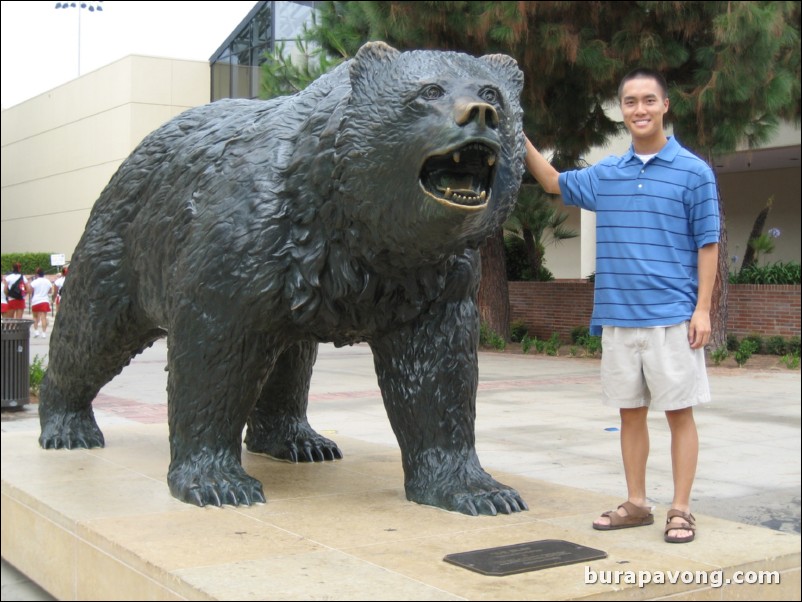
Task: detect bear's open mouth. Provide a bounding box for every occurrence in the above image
[420,142,496,210]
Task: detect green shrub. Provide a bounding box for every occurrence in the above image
[787,337,801,355]
[480,322,506,351]
[509,320,528,343]
[545,333,561,356]
[765,336,788,356]
[30,354,47,397]
[571,326,603,357]
[781,352,800,369]
[734,339,759,367]
[710,346,729,366]
[726,333,740,352]
[729,261,801,284]
[582,335,602,357]
[521,335,535,354]
[741,334,765,355]
[570,325,590,344]
[1,253,61,276]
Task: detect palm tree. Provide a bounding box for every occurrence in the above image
[504,184,577,281]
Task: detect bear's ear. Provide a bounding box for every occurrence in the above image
[480,54,524,99]
[350,41,401,96]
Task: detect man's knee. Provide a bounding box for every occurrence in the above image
[665,407,696,429]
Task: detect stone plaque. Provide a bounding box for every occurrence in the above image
[443,539,607,576]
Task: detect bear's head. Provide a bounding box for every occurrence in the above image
[334,41,525,267]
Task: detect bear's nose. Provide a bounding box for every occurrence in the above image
[455,102,499,129]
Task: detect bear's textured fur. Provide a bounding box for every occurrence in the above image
[39,41,528,516]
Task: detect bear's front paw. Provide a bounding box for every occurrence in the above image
[168,458,266,507]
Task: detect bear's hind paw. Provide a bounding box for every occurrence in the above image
[39,411,105,450]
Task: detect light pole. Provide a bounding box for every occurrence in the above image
[54,2,104,77]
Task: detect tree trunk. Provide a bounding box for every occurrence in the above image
[478,229,510,340]
[521,227,542,278]
[710,187,729,350]
[739,197,773,271]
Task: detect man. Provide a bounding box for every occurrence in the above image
[524,68,720,543]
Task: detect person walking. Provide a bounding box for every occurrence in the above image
[1,281,7,316]
[3,262,28,319]
[29,267,55,337]
[523,68,720,543]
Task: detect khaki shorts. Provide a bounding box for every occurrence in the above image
[600,323,710,411]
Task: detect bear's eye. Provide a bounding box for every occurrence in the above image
[478,87,500,104]
[420,84,445,100]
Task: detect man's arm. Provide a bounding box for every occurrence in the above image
[688,242,719,349]
[524,136,561,194]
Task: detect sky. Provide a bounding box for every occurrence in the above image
[1,0,259,109]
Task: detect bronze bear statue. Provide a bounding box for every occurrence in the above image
[39,41,528,516]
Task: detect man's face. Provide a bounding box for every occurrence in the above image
[619,77,669,143]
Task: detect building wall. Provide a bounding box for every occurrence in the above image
[1,55,210,261]
[718,166,801,268]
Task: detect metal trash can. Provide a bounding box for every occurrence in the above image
[1,318,34,409]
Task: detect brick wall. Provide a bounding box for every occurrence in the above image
[509,280,594,341]
[508,281,801,342]
[726,284,801,339]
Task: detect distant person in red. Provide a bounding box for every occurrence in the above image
[30,267,55,337]
[3,262,28,318]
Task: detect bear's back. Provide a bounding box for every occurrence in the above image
[87,61,352,231]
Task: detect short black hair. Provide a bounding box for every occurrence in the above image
[618,68,669,100]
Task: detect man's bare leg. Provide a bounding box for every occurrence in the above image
[665,407,698,539]
[594,406,650,527]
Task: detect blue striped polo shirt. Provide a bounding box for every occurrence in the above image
[558,136,720,335]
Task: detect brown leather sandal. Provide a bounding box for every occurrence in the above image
[593,501,654,530]
[664,509,696,543]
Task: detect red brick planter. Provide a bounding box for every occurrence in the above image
[508,281,800,342]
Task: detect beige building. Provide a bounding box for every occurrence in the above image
[1,55,210,258]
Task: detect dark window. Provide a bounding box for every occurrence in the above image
[210,2,273,101]
[209,1,317,101]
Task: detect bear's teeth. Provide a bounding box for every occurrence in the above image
[436,186,486,204]
[452,152,461,163]
[487,155,496,166]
